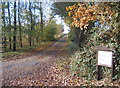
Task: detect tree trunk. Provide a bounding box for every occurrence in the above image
[75,28,85,47]
[13,1,17,51]
[8,2,12,50]
[40,2,43,42]
[29,2,33,47]
[75,28,81,46]
[2,2,7,52]
[32,2,36,46]
[18,2,23,47]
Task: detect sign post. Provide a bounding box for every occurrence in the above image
[92,47,115,82]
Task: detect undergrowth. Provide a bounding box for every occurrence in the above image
[67,27,120,80]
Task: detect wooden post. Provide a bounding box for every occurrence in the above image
[111,58,115,82]
[97,65,101,80]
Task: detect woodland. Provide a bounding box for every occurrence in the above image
[1,1,120,86]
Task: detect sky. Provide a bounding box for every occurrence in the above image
[54,15,70,34]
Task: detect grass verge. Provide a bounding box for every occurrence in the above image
[2,41,54,61]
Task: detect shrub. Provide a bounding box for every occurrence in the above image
[66,42,79,53]
[44,20,57,41]
[68,26,120,80]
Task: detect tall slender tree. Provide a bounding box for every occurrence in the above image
[29,2,34,46]
[13,1,17,51]
[40,2,43,42]
[7,2,12,49]
[18,1,23,47]
[2,2,7,52]
[33,2,36,46]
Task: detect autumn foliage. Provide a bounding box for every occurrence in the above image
[66,3,116,29]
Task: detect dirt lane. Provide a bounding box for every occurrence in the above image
[2,36,67,86]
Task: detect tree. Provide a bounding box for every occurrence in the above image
[13,1,17,51]
[2,2,7,52]
[52,2,77,18]
[29,2,33,46]
[44,20,57,41]
[39,2,43,42]
[66,3,115,29]
[66,2,119,46]
[18,1,23,47]
[7,2,12,49]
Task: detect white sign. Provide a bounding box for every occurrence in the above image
[98,51,112,67]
